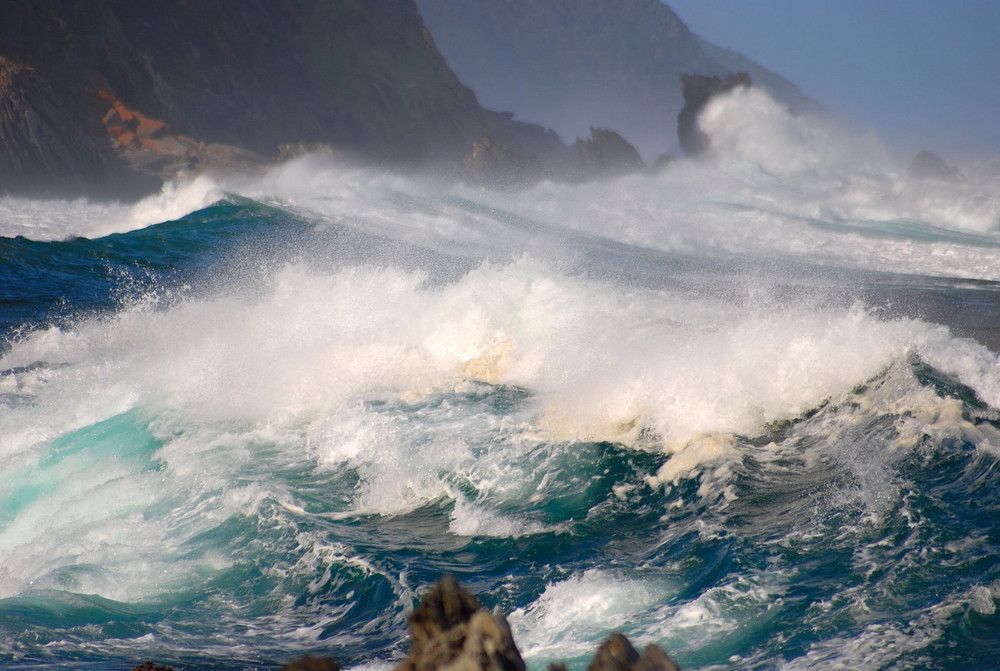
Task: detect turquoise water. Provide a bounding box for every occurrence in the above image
[3,127,1000,670]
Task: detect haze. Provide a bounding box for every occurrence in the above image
[668,0,1000,161]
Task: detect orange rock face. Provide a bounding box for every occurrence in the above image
[99,90,172,150]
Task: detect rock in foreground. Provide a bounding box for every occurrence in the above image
[397,574,525,671]
[395,576,680,671]
[130,576,679,671]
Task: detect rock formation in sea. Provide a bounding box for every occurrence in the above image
[569,128,648,181]
[396,574,525,671]
[0,0,555,199]
[692,38,823,121]
[393,576,680,671]
[129,576,682,671]
[461,127,652,189]
[1,1,811,198]
[415,0,817,157]
[463,135,544,191]
[677,73,752,157]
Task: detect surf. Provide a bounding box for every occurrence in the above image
[2,87,999,670]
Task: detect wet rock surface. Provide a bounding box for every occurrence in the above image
[396,574,526,671]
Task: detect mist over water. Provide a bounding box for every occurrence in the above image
[2,89,1000,670]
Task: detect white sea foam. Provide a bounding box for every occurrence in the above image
[5,243,1000,499]
[0,173,229,240]
[125,172,229,232]
[508,570,674,661]
[3,106,1000,614]
[3,83,1000,671]
[0,196,130,240]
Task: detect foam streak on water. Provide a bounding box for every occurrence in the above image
[2,89,1000,670]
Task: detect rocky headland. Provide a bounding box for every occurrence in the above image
[416,0,817,158]
[129,576,681,671]
[0,0,559,199]
[0,1,824,200]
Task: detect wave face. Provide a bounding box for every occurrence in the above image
[2,96,1000,670]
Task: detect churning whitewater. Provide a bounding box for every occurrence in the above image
[1,90,999,670]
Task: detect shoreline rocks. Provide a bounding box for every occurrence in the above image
[460,126,652,191]
[130,576,681,671]
[396,575,526,671]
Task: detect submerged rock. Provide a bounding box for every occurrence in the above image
[128,576,679,671]
[677,72,751,157]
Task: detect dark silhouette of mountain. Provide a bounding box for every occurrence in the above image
[415,0,818,156]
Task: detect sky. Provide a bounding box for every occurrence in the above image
[666,0,1000,161]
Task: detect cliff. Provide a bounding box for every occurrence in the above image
[0,56,155,199]
[415,0,818,156]
[0,0,549,199]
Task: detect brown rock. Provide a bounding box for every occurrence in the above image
[94,90,268,182]
[634,644,680,671]
[279,656,342,671]
[587,634,679,671]
[588,633,640,671]
[397,578,678,671]
[396,575,525,671]
[129,662,174,671]
[457,610,525,671]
